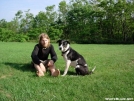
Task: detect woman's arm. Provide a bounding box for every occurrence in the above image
[50,45,57,63]
[31,45,41,65]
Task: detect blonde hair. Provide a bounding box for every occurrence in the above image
[39,33,50,48]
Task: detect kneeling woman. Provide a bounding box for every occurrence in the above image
[31,33,60,77]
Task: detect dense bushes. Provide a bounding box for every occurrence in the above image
[0,28,29,42]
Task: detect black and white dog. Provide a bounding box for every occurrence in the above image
[57,40,96,76]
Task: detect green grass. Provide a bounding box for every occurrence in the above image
[0,42,134,101]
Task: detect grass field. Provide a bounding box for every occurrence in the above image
[0,42,134,101]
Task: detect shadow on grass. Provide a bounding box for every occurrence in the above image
[4,62,35,72]
[4,62,77,76]
[59,70,76,75]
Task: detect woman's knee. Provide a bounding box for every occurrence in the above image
[40,63,46,72]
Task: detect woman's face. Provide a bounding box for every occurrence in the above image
[40,38,49,47]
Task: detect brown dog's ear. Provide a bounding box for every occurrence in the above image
[57,40,61,43]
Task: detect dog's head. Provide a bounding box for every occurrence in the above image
[57,40,70,52]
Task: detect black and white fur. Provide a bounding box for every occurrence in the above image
[57,40,96,76]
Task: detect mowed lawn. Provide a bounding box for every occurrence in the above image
[0,42,134,101]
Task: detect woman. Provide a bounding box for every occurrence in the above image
[31,33,60,77]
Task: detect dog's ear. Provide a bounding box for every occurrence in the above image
[57,40,61,43]
[66,41,70,44]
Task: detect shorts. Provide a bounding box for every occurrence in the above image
[40,59,50,69]
[31,59,50,69]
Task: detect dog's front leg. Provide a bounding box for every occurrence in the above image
[62,60,71,76]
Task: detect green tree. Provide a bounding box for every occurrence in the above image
[0,0,134,43]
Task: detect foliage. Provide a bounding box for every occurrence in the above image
[0,28,29,42]
[0,0,134,43]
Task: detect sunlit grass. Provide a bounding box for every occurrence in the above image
[0,42,134,101]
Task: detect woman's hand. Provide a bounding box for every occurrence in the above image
[48,60,54,67]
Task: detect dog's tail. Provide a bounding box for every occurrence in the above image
[92,66,96,72]
[88,66,96,75]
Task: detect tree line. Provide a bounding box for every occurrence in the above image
[0,0,134,43]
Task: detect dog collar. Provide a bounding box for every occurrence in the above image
[62,48,70,55]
